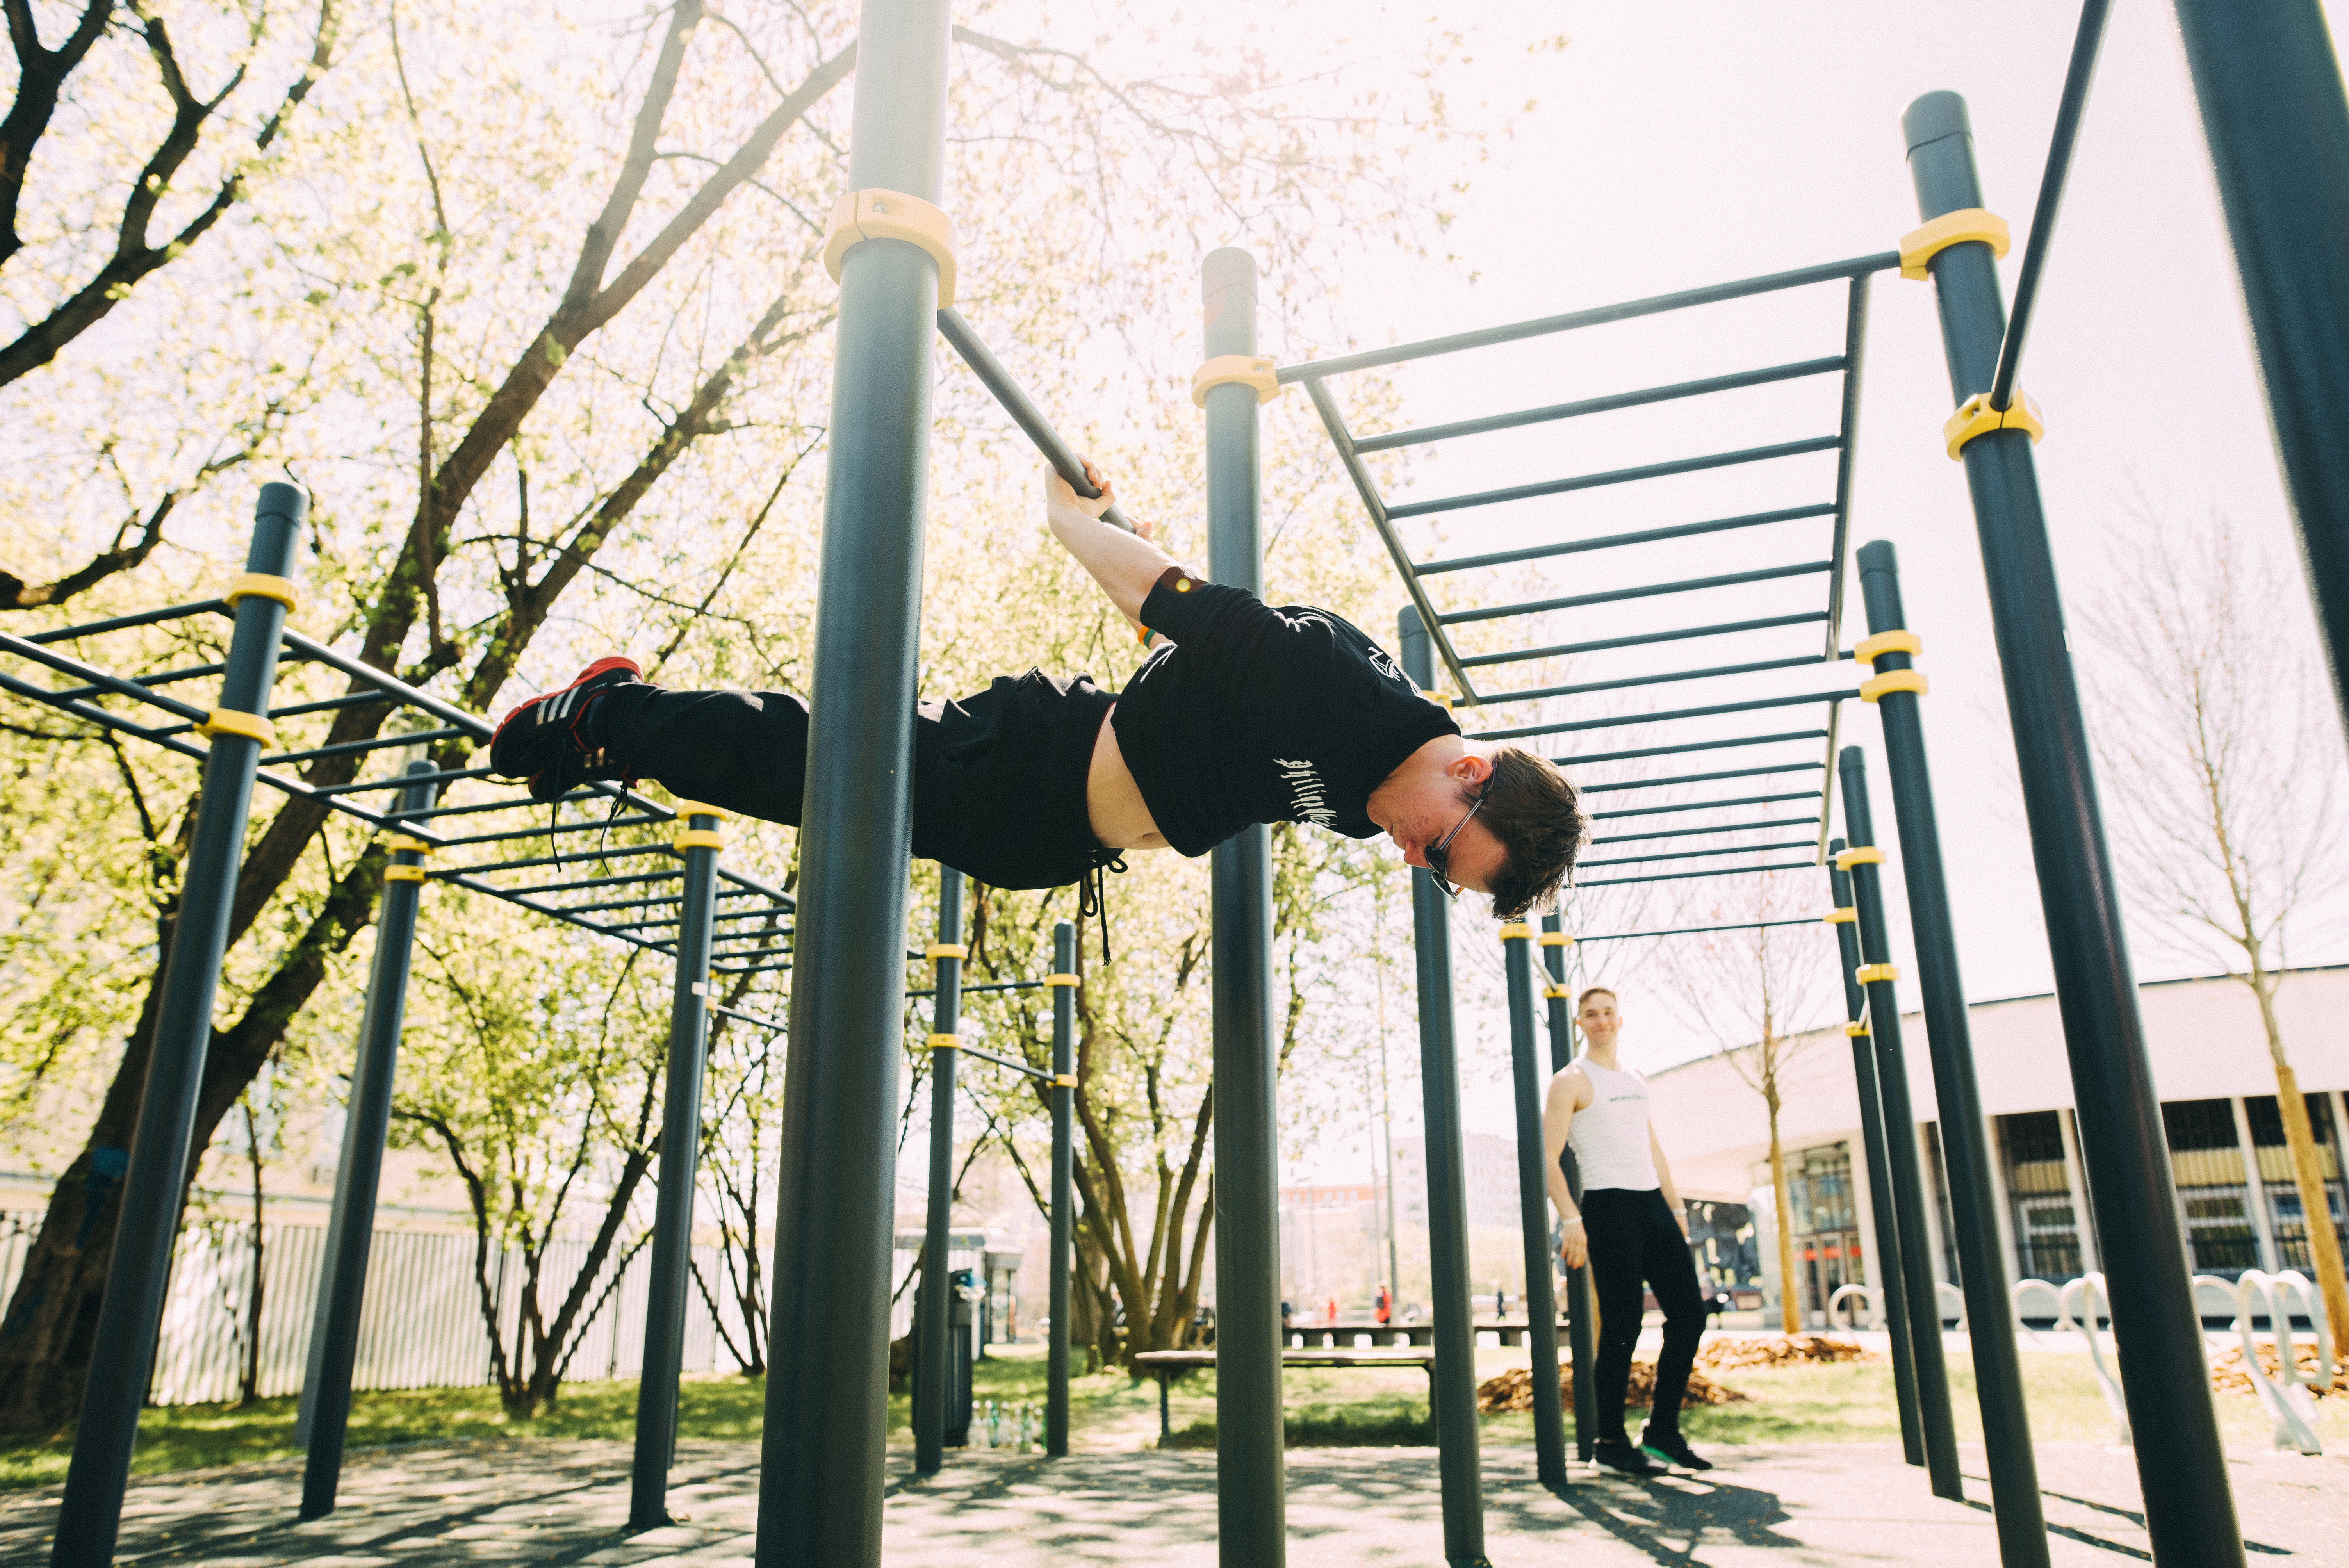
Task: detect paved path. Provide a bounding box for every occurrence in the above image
[4,1440,2342,1564]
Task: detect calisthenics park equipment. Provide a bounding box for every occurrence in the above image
[2,496,808,1557]
[6,497,1085,1555]
[22,0,2345,1560]
[1277,18,2262,1568]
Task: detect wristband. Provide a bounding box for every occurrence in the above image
[1561,1217,1585,1229]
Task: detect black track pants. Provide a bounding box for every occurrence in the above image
[586,671,1116,891]
[1582,1186,1706,1441]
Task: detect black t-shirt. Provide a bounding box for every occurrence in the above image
[1112,574,1461,857]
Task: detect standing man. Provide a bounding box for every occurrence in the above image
[1543,986,1711,1475]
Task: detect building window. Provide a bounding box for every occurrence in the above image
[2244,1093,2349,1272]
[2162,1098,2260,1276]
[1996,1110,2080,1282]
[1685,1200,1760,1303]
[1783,1144,1859,1323]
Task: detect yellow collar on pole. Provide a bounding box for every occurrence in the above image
[823,189,959,307]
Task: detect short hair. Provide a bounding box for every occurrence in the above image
[1576,985,1616,1013]
[1477,745,1587,920]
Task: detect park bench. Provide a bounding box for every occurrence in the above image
[1131,1348,1438,1443]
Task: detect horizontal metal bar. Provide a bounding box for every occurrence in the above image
[937,308,1134,533]
[45,661,228,702]
[1580,839,1819,870]
[1572,917,1831,945]
[1353,358,1846,455]
[1577,761,1825,795]
[905,980,1050,998]
[1460,613,1829,670]
[262,690,398,720]
[1274,251,1902,382]
[276,629,495,741]
[712,961,793,976]
[258,726,466,765]
[0,633,213,722]
[382,790,566,820]
[1477,688,1855,743]
[711,943,789,962]
[1574,858,1820,889]
[430,843,675,879]
[1591,791,1822,822]
[1418,504,1837,578]
[958,1042,1054,1081]
[430,814,669,850]
[1440,560,1832,628]
[1391,435,1841,523]
[711,1003,788,1032]
[23,599,226,645]
[1554,729,1829,768]
[1480,654,1836,707]
[490,868,681,898]
[1591,815,1824,848]
[0,669,214,759]
[716,868,796,912]
[430,873,672,951]
[315,766,496,796]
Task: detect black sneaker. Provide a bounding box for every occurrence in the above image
[1639,1428,1712,1471]
[489,657,644,802]
[1592,1439,1665,1477]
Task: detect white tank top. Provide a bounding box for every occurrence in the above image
[1567,1058,1660,1193]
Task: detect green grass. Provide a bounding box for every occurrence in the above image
[5,1342,2338,1490]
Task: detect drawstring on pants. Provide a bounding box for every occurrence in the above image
[1076,850,1126,967]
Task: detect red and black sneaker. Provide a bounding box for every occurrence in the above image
[489,657,645,803]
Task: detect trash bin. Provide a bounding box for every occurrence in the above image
[946,1267,976,1446]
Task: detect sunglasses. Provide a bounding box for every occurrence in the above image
[1424,778,1493,900]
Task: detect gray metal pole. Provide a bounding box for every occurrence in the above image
[1046,921,1075,1456]
[1398,606,1487,1567]
[755,2,951,1558]
[1538,914,1595,1462]
[54,482,305,1568]
[297,760,436,1520]
[1902,91,2241,1566]
[2169,0,2349,742]
[1834,758,1963,1501]
[1825,840,1924,1470]
[1501,927,1566,1487]
[631,807,724,1528]
[1852,547,2048,1550]
[1202,246,1285,1564]
[915,869,965,1474]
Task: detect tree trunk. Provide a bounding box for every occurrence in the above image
[1767,1092,1802,1334]
[238,1099,266,1408]
[2262,1040,2349,1349]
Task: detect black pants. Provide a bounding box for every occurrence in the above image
[587,670,1117,891]
[1583,1186,1706,1441]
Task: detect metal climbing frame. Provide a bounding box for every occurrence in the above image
[2,522,794,1559]
[1287,249,1896,1541]
[1283,248,1891,894]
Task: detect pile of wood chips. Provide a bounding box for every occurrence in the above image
[2208,1342,2346,1399]
[1693,1334,1882,1373]
[1475,1360,1748,1414]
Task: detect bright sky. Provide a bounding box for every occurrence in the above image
[1249,0,2349,1177]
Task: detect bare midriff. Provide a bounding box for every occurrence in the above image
[1086,704,1171,853]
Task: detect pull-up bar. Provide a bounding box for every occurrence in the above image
[1570,916,1830,944]
[937,308,1135,533]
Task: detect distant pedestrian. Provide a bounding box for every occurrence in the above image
[1375,1285,1393,1326]
[1543,986,1710,1476]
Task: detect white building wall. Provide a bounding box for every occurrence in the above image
[1649,968,2349,1202]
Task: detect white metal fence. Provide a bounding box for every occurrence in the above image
[0,1211,761,1406]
